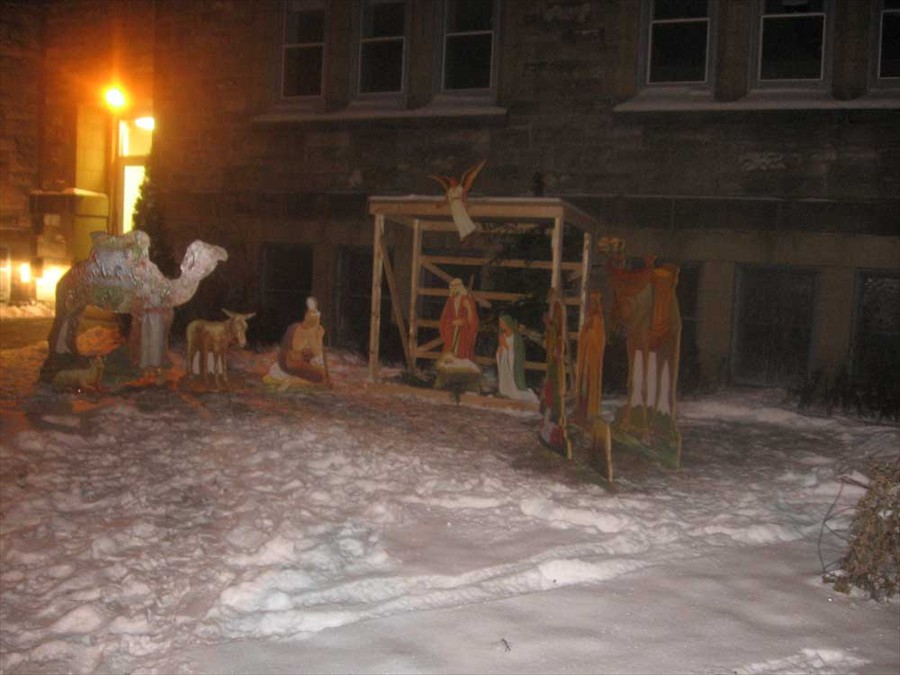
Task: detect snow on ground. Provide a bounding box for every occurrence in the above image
[0,337,898,674]
[0,302,55,319]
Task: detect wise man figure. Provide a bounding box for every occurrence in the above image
[574,290,606,421]
[278,296,328,383]
[439,278,479,361]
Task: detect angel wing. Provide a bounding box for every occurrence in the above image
[460,159,486,195]
[429,174,453,192]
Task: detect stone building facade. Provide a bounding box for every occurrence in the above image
[3,0,899,389]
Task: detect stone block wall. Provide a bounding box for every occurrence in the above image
[144,0,899,379]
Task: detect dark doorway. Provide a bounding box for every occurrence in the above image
[732,266,816,386]
[854,272,900,382]
[335,246,404,363]
[258,242,313,345]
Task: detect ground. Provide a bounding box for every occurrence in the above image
[0,309,898,674]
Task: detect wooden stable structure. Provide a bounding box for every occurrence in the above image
[367,196,602,381]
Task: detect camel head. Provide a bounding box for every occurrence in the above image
[169,240,229,307]
[181,240,228,278]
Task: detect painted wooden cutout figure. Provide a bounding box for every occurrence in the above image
[573,289,613,481]
[538,288,572,459]
[574,290,606,421]
[435,278,481,396]
[429,160,486,240]
[52,355,105,392]
[276,297,329,385]
[47,231,227,371]
[186,310,255,388]
[496,314,538,402]
[439,278,479,361]
[604,241,683,468]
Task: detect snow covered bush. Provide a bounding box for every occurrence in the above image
[832,462,900,600]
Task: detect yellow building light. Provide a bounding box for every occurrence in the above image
[35,264,69,304]
[104,86,127,109]
[18,262,32,283]
[135,116,155,131]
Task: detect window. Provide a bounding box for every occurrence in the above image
[443,0,495,91]
[854,272,900,381]
[647,0,710,84]
[758,0,827,82]
[283,0,326,98]
[732,266,817,386]
[878,0,900,79]
[359,0,406,94]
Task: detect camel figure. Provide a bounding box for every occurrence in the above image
[47,230,228,370]
[606,249,682,452]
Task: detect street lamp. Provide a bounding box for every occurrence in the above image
[104,86,127,110]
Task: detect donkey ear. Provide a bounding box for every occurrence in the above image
[223,309,236,318]
[243,313,256,320]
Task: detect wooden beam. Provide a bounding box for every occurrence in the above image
[422,254,581,271]
[416,335,443,354]
[368,196,602,233]
[376,233,411,367]
[407,219,422,372]
[368,214,385,381]
[551,215,563,291]
[579,230,593,330]
[419,287,526,303]
[416,351,548,371]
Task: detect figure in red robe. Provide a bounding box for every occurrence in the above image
[439,278,479,361]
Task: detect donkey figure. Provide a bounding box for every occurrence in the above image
[186,310,255,388]
[608,253,682,444]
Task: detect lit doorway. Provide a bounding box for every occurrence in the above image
[116,117,154,234]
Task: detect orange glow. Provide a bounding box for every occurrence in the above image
[35,264,69,303]
[18,262,32,283]
[104,86,127,109]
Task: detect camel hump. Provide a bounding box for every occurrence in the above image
[611,265,652,298]
[90,230,150,257]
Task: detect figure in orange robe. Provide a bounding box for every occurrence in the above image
[439,278,479,361]
[575,290,606,421]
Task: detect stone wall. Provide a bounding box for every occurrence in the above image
[148,0,899,380]
[0,0,43,274]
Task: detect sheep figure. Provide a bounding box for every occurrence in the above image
[186,310,255,388]
[52,356,105,392]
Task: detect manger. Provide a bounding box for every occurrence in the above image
[366,195,601,383]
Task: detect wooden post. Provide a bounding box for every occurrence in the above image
[368,214,385,381]
[408,218,422,372]
[579,230,593,329]
[376,235,411,366]
[551,215,564,291]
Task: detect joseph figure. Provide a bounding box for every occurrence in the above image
[439,278,479,360]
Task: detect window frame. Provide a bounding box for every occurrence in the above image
[872,0,900,87]
[644,0,713,87]
[751,0,834,90]
[280,0,328,101]
[437,0,500,100]
[851,269,900,379]
[355,0,409,99]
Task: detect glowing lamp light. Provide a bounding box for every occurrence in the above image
[135,116,155,131]
[104,87,127,109]
[36,264,69,303]
[18,262,32,284]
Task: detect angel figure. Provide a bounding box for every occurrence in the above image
[429,160,486,240]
